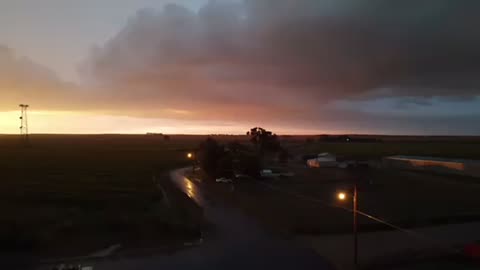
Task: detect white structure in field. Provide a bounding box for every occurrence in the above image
[383,155,480,178]
[260,169,295,178]
[307,153,337,168]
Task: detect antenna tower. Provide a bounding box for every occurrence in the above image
[19,104,29,144]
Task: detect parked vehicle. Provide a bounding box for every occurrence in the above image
[215,177,233,183]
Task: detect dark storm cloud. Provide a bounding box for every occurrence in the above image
[82,0,480,111]
[2,0,480,135]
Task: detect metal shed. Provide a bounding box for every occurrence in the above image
[383,155,480,178]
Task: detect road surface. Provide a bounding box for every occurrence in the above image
[37,168,333,270]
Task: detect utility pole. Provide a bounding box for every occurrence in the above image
[187,152,195,173]
[353,181,358,269]
[19,104,29,145]
[336,180,359,269]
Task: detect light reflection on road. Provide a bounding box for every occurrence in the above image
[186,180,195,198]
[171,171,205,206]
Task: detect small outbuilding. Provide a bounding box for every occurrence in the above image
[383,155,480,178]
[307,153,338,168]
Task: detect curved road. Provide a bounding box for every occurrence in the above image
[40,169,334,270]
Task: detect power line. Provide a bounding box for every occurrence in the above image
[257,181,461,251]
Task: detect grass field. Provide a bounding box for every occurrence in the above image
[0,135,205,256]
[206,166,480,236]
[192,135,480,235]
[2,133,479,257]
[302,142,480,159]
[202,134,480,235]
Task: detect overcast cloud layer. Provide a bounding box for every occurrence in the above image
[2,0,480,134]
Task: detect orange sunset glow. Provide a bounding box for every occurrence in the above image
[1,0,479,135]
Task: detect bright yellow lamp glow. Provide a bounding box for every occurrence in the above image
[187,153,193,159]
[338,192,346,200]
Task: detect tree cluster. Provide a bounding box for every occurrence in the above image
[247,127,281,154]
[197,138,232,178]
[197,127,289,179]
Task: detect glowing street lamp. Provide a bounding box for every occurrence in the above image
[187,152,195,173]
[337,185,358,269]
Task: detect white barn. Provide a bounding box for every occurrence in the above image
[383,155,480,178]
[307,153,338,168]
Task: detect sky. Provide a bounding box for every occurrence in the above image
[1,0,480,135]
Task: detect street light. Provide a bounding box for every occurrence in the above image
[187,152,195,173]
[337,184,358,269]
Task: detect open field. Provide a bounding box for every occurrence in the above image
[276,137,480,233]
[302,142,480,160]
[182,134,480,234]
[192,135,480,269]
[2,133,479,258]
[273,166,480,232]
[0,135,206,257]
[278,135,480,160]
[203,136,480,235]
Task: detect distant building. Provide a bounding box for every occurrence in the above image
[260,169,277,178]
[260,169,294,178]
[383,155,480,178]
[307,153,338,168]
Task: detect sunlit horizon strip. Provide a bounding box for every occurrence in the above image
[0,110,350,135]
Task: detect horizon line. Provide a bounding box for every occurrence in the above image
[0,133,478,137]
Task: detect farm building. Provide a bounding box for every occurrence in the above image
[383,155,480,178]
[307,153,338,168]
[260,169,295,178]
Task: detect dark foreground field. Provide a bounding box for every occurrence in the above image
[0,135,206,257]
[285,135,480,159]
[2,134,479,259]
[205,135,480,235]
[206,168,479,236]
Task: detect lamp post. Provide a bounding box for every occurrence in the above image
[353,183,358,268]
[337,182,358,269]
[187,152,195,173]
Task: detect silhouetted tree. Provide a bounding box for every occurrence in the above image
[197,138,222,177]
[248,127,281,154]
[163,135,170,141]
[197,137,233,178]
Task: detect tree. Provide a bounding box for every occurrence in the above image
[197,137,233,178]
[197,138,222,177]
[248,127,281,154]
